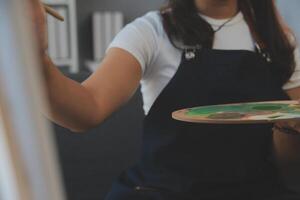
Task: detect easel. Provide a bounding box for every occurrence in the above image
[0,0,65,199]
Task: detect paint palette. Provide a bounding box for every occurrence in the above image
[172,100,300,124]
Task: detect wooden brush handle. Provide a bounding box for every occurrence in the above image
[43,4,64,21]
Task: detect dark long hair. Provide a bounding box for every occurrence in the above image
[161,0,296,85]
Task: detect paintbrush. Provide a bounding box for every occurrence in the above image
[43,4,64,21]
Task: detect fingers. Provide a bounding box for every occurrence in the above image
[274,121,287,129]
[24,0,48,56]
[274,120,300,135]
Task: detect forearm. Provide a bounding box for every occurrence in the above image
[43,56,102,132]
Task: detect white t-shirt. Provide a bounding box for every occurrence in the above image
[107,11,300,115]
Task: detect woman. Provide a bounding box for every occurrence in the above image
[35,0,300,199]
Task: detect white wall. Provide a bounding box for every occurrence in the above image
[277,0,300,42]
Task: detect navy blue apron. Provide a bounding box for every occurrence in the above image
[105,47,300,200]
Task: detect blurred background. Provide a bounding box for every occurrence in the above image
[42,0,300,199]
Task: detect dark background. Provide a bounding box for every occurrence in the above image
[53,0,300,200]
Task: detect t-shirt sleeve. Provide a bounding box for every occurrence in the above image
[283,46,300,90]
[106,12,160,76]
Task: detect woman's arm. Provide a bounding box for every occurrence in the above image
[286,87,300,100]
[32,1,149,132]
[44,48,142,132]
[32,0,158,132]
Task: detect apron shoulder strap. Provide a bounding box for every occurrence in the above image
[241,2,272,62]
[240,1,266,50]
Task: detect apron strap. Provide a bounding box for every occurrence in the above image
[240,1,270,52]
[242,5,272,63]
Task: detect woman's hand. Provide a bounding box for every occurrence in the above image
[276,89,300,135]
[273,119,300,164]
[29,0,48,52]
[274,120,300,135]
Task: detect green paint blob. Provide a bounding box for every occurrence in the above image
[268,115,283,119]
[251,105,282,111]
[208,112,246,119]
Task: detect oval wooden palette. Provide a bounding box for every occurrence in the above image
[172,100,300,124]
